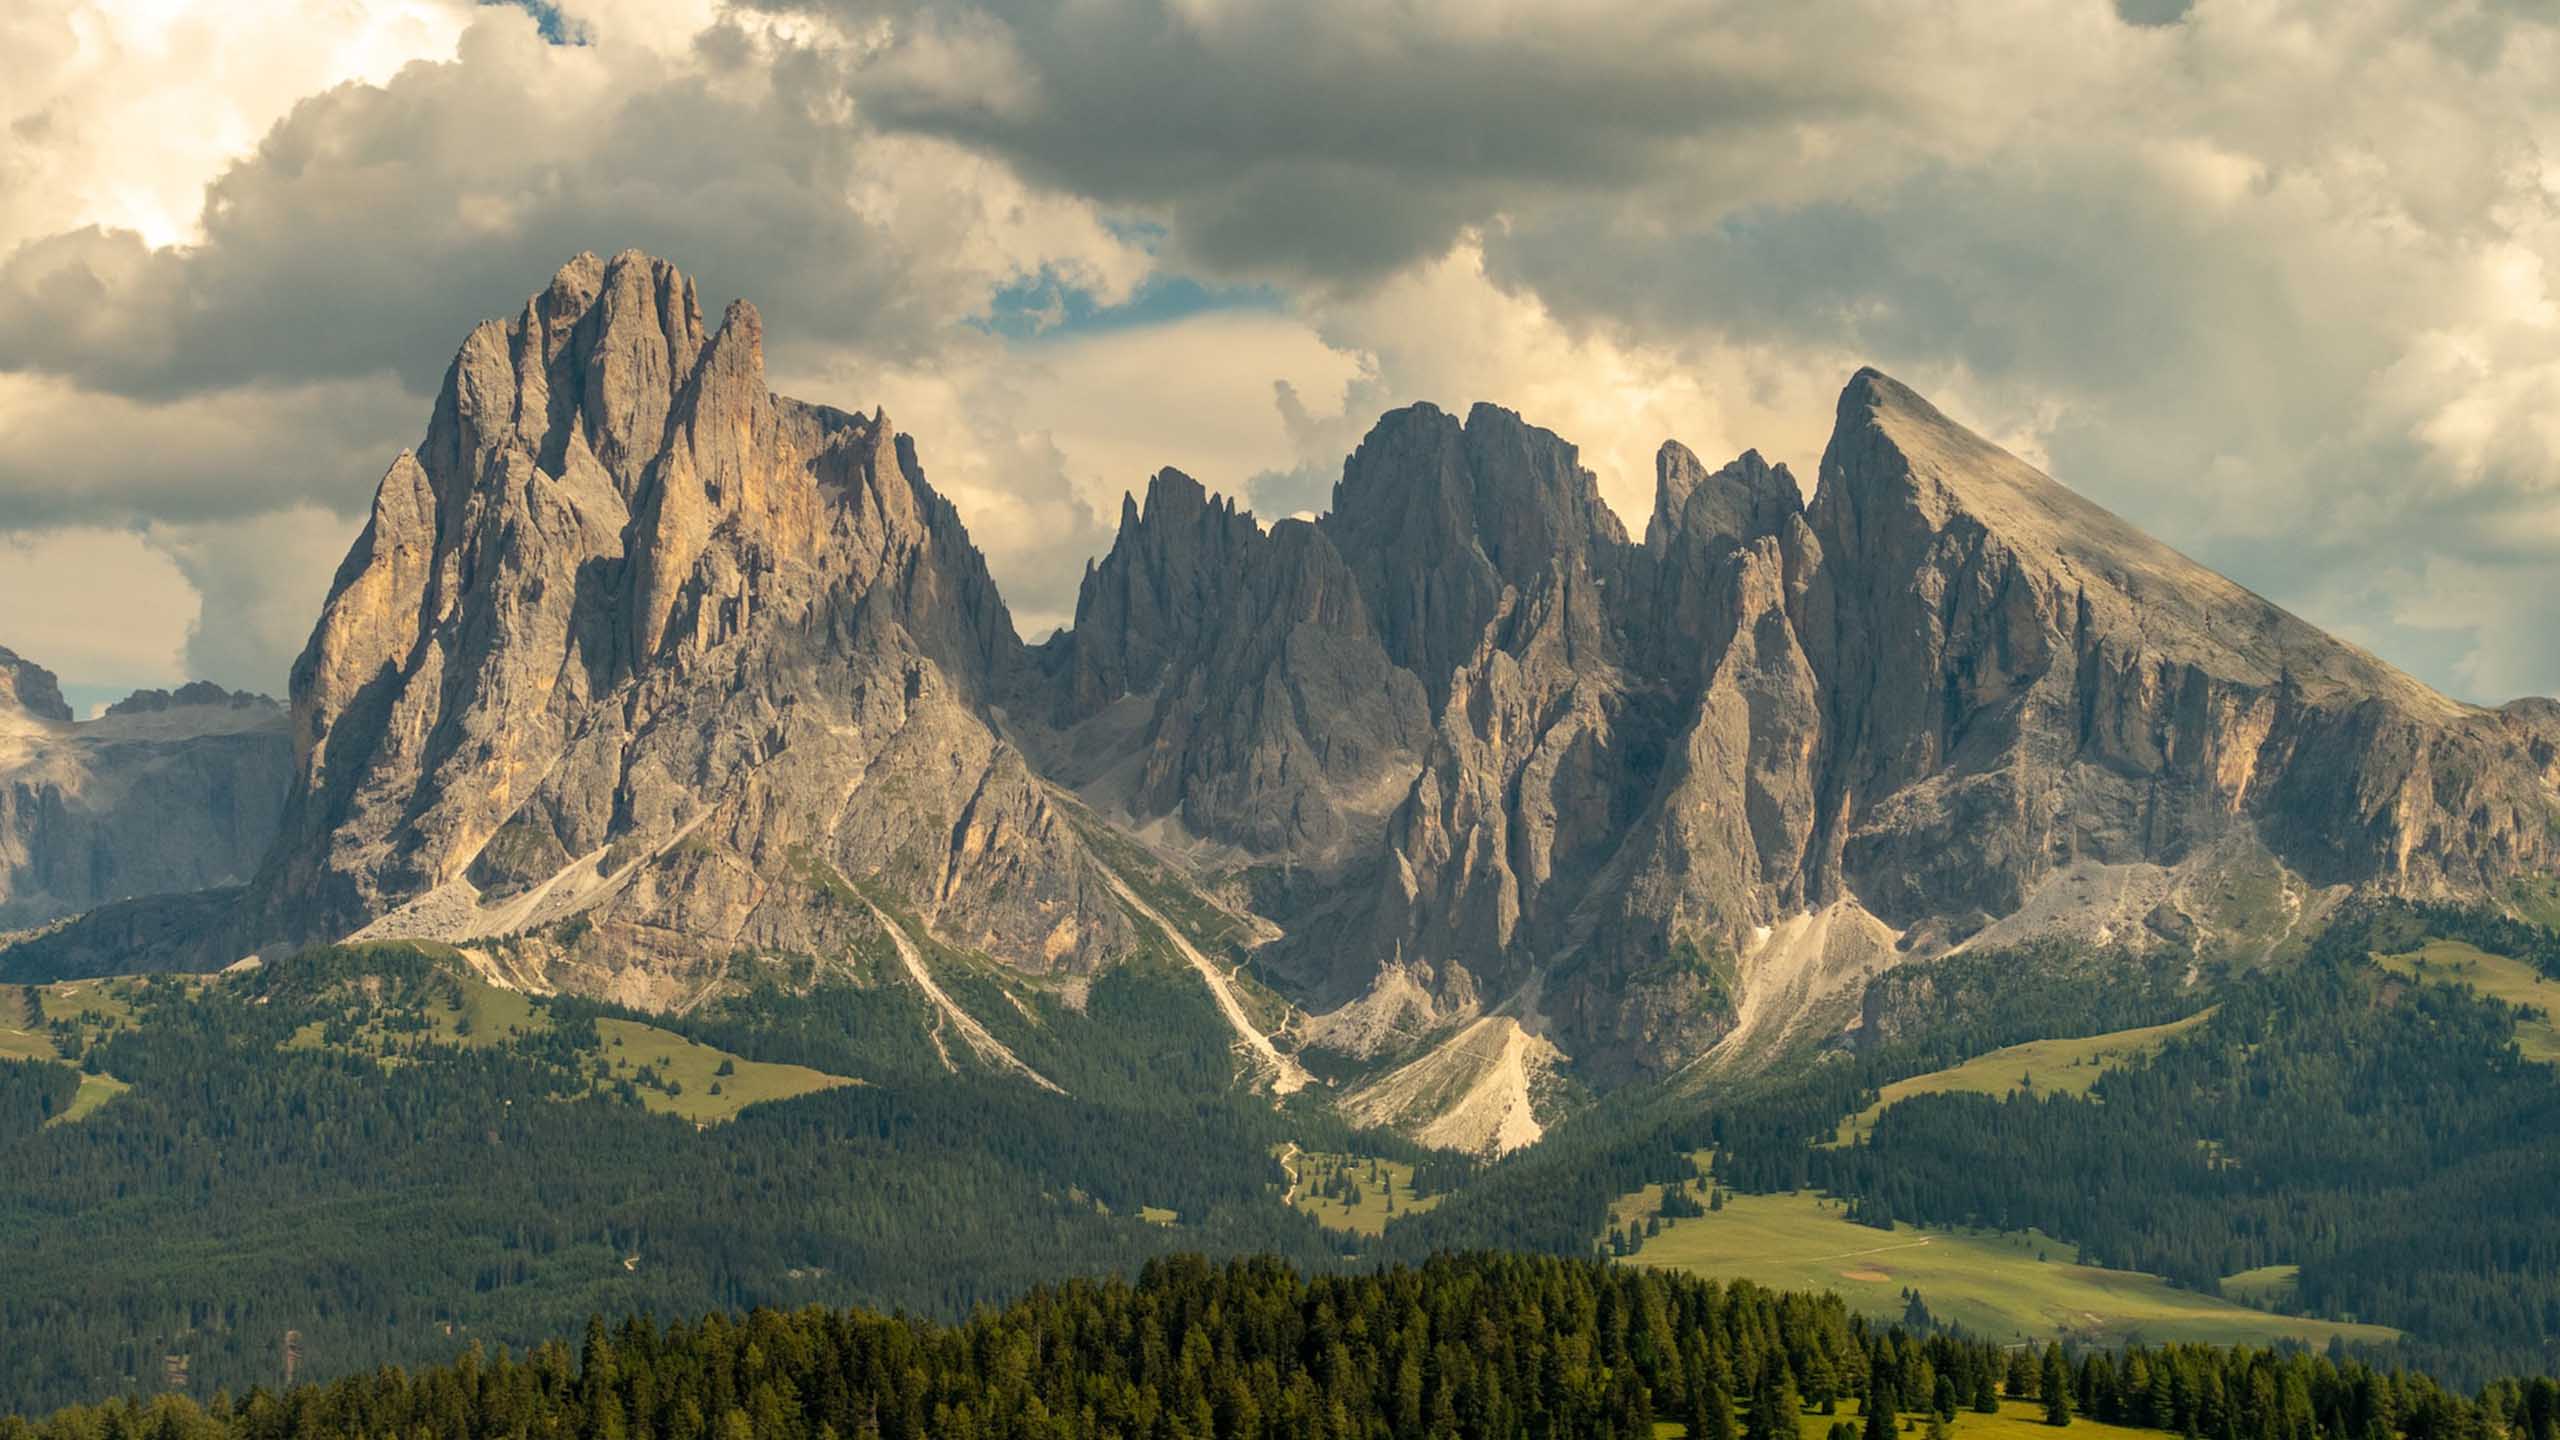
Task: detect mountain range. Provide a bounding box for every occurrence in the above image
[8,250,2558,1153]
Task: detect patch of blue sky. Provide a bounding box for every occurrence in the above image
[486,0,588,45]
[977,269,1291,343]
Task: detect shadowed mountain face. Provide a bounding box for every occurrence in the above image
[1038,367,2560,1084]
[10,258,2558,1134]
[0,653,290,932]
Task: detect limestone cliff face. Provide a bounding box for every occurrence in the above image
[0,658,290,930]
[1048,369,2560,1088]
[255,252,1127,1006]
[1794,371,2560,940]
[1029,466,1432,863]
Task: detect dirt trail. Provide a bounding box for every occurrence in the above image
[859,895,1065,1094]
[1278,1143,1304,1206]
[1092,866,1311,1095]
[1797,1236,1935,1263]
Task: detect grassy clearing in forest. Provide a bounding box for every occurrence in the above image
[1286,1149,1444,1236]
[281,966,853,1123]
[1620,1186,2395,1349]
[5,978,147,1123]
[590,1016,853,1123]
[2375,939,2560,1064]
[2217,1263,2300,1306]
[1830,1013,2212,1146]
[1659,1398,2185,1440]
[50,1071,129,1125]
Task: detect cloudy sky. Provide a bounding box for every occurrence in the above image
[3,0,2557,714]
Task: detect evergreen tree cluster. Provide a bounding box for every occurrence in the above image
[0,1055,77,1142]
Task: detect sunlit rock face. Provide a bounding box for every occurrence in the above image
[254,251,1132,1007]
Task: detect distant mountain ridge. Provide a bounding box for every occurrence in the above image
[0,649,289,931]
[8,252,2557,1149]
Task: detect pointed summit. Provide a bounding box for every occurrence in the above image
[1057,466,1261,720]
[1649,441,1800,554]
[259,252,1058,980]
[1810,366,2438,709]
[0,646,71,725]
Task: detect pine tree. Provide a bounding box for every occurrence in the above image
[1749,1360,1803,1440]
[1802,1352,1839,1413]
[1704,1372,1742,1440]
[2043,1345,2074,1428]
[1865,1381,1900,1440]
[2007,1349,2037,1399]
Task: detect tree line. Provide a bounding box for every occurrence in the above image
[8,1254,2553,1440]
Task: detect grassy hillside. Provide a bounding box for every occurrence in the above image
[268,949,854,1123]
[2375,939,2560,1064]
[1618,1181,2395,1349]
[0,943,1357,1416]
[590,1017,852,1123]
[13,962,855,1131]
[1832,1012,2211,1146]
[1,977,145,1125]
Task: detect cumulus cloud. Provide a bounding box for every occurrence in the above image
[0,0,477,253]
[826,0,2058,286]
[0,528,198,699]
[144,506,362,693]
[0,373,417,529]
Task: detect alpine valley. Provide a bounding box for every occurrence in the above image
[8,254,2560,1414]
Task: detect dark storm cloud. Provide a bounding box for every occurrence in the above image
[810,0,1912,285]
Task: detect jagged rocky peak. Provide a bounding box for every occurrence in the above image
[1812,367,2437,707]
[1327,402,1629,573]
[1648,441,1801,554]
[1058,466,1266,720]
[255,251,1085,1000]
[1029,454,1431,865]
[0,646,72,725]
[1322,401,1632,702]
[105,682,278,717]
[1803,366,2555,931]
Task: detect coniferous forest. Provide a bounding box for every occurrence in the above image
[1789,909,2560,1381]
[7,1254,2556,1440]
